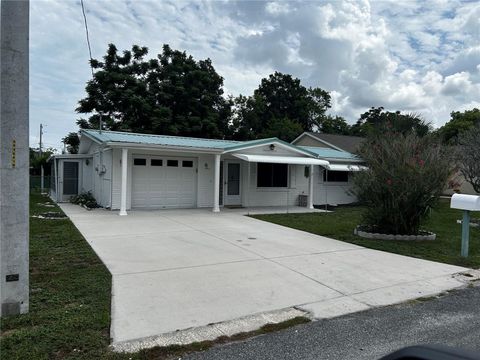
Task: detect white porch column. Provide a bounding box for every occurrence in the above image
[213,154,221,212]
[308,164,314,209]
[245,162,250,208]
[119,148,128,216]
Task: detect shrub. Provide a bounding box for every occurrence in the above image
[70,191,99,209]
[353,132,453,235]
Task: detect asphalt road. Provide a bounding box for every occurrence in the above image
[185,283,480,360]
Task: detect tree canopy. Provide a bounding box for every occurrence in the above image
[317,115,352,135]
[30,147,54,175]
[67,43,469,146]
[62,132,80,154]
[231,72,331,141]
[76,44,231,139]
[350,107,431,137]
[436,108,480,144]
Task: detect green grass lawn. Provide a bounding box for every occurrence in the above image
[253,199,480,269]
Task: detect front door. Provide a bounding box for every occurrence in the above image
[224,161,241,206]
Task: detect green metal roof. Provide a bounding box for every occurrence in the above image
[299,146,359,160]
[81,129,317,156]
[81,129,245,150]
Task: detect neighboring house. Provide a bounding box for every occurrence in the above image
[292,132,365,154]
[49,130,364,213]
[444,171,479,196]
[292,132,366,205]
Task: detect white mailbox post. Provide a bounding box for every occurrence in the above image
[450,194,480,257]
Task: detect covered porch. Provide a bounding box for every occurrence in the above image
[210,152,329,213]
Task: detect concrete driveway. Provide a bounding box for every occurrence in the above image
[60,204,468,347]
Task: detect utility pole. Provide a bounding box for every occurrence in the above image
[39,124,44,192]
[0,0,30,316]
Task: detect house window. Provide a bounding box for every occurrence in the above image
[167,160,178,167]
[257,163,288,187]
[134,158,146,166]
[182,160,193,168]
[324,170,349,182]
[151,159,163,166]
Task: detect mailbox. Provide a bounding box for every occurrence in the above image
[450,193,480,258]
[450,194,480,211]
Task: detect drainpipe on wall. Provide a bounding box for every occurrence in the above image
[55,158,60,202]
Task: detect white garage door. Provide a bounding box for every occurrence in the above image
[132,155,197,208]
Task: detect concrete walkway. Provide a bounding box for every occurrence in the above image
[60,204,468,348]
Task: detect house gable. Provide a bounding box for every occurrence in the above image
[292,133,342,151]
[224,138,317,158]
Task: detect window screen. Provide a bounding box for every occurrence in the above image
[257,163,288,187]
[151,159,163,166]
[167,160,178,167]
[134,158,146,166]
[323,170,349,182]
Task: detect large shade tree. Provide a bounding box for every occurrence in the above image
[436,108,480,144]
[231,72,331,141]
[75,44,232,138]
[351,107,431,137]
[318,115,352,135]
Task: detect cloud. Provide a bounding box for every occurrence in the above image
[29,0,480,150]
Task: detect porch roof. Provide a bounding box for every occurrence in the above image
[325,164,367,172]
[232,153,329,166]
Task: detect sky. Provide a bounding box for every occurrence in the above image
[30,0,480,151]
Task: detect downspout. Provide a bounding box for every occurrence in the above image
[55,158,60,202]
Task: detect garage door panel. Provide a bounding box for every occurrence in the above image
[132,156,197,209]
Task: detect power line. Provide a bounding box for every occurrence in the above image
[80,0,94,78]
[80,0,103,132]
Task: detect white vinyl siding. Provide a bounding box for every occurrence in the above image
[313,165,357,205]
[243,163,309,207]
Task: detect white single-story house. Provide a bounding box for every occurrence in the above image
[49,129,364,214]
